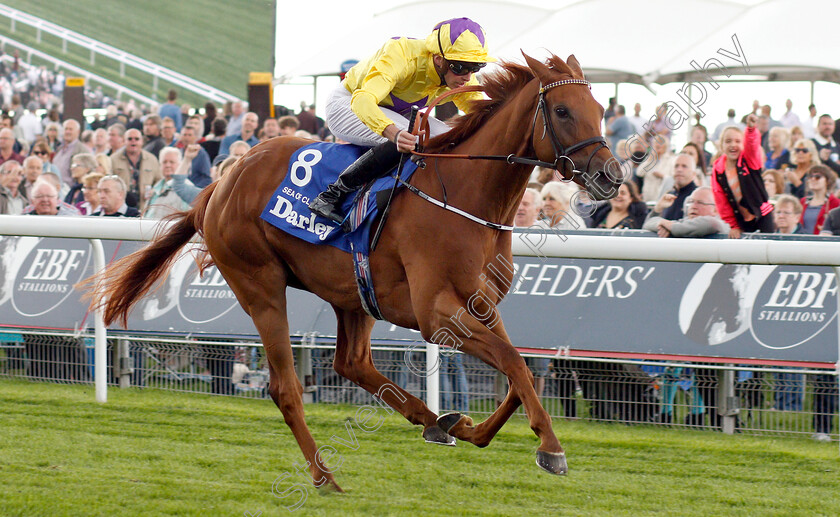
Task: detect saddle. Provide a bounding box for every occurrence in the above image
[261,142,419,320]
[261,141,418,256]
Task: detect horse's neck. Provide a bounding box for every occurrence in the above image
[432,83,540,226]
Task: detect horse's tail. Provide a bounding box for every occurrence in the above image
[81,182,219,328]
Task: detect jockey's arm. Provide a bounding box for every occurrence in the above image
[350,67,420,151]
[348,39,426,152]
[348,40,408,136]
[350,84,397,137]
[351,89,417,152]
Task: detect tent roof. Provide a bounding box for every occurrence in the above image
[278,1,553,79]
[277,0,840,86]
[491,0,749,84]
[654,0,840,84]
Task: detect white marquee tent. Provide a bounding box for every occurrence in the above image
[277,1,554,79]
[655,0,840,85]
[490,0,750,85]
[277,0,839,88]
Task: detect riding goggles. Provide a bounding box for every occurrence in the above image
[447,60,486,76]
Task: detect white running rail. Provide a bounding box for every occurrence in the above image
[0,34,156,106]
[0,4,242,103]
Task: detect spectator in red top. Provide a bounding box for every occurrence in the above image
[0,128,25,167]
[181,116,205,145]
[799,165,839,234]
[711,114,775,238]
[296,103,323,135]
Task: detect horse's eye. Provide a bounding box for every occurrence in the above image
[555,106,569,119]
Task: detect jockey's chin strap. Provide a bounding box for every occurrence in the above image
[398,80,606,231]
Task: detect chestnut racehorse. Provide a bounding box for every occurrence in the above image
[86,53,620,491]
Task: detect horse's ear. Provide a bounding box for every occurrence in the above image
[545,54,575,78]
[521,51,553,84]
[566,54,585,79]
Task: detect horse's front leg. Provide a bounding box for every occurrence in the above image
[331,308,454,445]
[420,295,567,475]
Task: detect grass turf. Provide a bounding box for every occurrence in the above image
[1,0,275,102]
[1,378,838,516]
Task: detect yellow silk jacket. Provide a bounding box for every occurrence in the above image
[343,37,484,136]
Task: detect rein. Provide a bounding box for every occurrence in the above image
[411,80,606,176]
[399,78,606,231]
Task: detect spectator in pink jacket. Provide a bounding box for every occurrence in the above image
[711,113,775,238]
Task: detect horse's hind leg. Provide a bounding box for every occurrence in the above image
[218,263,343,491]
[331,309,451,445]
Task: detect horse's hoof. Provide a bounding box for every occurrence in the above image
[320,479,345,493]
[536,450,568,475]
[423,425,456,446]
[437,412,463,434]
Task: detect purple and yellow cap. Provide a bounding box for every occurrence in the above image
[425,17,496,63]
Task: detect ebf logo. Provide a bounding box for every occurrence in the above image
[750,266,837,349]
[680,264,837,350]
[12,238,91,317]
[177,263,240,324]
[679,264,772,346]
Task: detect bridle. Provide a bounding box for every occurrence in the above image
[412,78,608,183]
[533,79,608,182]
[390,76,609,232]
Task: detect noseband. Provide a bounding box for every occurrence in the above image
[534,79,608,182]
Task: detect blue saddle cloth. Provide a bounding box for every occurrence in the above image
[260,142,418,256]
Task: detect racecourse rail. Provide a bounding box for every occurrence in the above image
[1,215,839,424]
[0,34,157,106]
[0,4,242,103]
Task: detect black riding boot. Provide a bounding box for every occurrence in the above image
[308,141,402,225]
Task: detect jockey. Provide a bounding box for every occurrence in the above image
[308,17,496,224]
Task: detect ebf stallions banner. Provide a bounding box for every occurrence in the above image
[0,236,836,364]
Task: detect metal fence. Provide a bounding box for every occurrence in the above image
[1,330,836,442]
[0,3,241,103]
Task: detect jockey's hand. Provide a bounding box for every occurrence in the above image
[384,124,420,153]
[395,129,421,153]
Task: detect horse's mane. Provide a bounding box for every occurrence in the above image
[425,60,536,153]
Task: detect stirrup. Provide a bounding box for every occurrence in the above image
[309,195,346,225]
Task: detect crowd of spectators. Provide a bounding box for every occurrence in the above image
[521,98,840,243]
[515,98,840,440]
[1,71,836,437]
[0,82,328,223]
[0,71,330,395]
